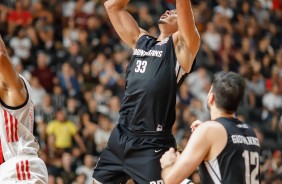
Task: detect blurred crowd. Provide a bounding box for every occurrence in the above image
[0,0,281,183]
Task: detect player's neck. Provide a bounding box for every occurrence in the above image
[157,33,171,41]
[210,108,235,120]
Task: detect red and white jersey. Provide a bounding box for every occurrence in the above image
[0,75,39,163]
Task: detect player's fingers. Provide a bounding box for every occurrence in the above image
[169,147,175,153]
[190,120,202,132]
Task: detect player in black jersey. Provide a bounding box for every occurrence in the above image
[92,0,200,183]
[160,71,260,184]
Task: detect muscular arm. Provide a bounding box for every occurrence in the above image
[0,35,26,106]
[173,0,200,72]
[104,0,148,49]
[161,122,227,184]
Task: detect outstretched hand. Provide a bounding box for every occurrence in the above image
[160,148,180,169]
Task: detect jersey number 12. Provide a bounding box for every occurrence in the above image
[242,150,259,184]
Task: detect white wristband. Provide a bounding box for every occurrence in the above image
[180,178,193,184]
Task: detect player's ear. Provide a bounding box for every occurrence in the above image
[207,92,214,105]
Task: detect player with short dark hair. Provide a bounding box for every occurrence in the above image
[0,35,48,183]
[92,0,200,183]
[160,71,260,184]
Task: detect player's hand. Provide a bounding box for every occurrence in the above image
[160,148,179,169]
[190,120,203,132]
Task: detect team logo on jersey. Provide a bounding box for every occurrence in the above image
[133,49,163,57]
[156,38,169,46]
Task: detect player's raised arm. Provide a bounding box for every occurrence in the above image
[173,0,200,72]
[104,0,148,49]
[0,35,26,106]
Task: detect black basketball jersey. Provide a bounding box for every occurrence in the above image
[199,117,260,184]
[118,35,187,131]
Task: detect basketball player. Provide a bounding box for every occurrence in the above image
[160,71,260,184]
[93,0,200,183]
[0,35,48,183]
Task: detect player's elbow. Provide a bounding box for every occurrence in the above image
[0,49,6,56]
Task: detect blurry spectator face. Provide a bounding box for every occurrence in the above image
[18,28,26,38]
[62,63,73,75]
[98,115,112,131]
[242,2,250,13]
[242,37,250,49]
[88,99,97,111]
[262,55,271,66]
[272,84,280,95]
[56,110,66,122]
[15,1,23,10]
[78,30,88,42]
[53,85,63,95]
[223,34,233,47]
[76,174,86,184]
[69,42,79,55]
[67,98,77,110]
[84,154,94,168]
[61,152,72,167]
[87,16,101,30]
[37,52,48,68]
[218,0,228,8]
[109,96,120,111]
[33,1,43,11]
[43,94,52,106]
[206,22,216,33]
[31,77,41,87]
[259,38,270,51]
[68,18,76,28]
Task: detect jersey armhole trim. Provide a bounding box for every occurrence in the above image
[0,78,29,110]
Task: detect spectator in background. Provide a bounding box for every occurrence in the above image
[9,26,32,66]
[67,41,84,73]
[262,83,282,124]
[7,0,32,35]
[94,114,114,154]
[66,97,80,126]
[46,109,86,156]
[107,96,121,125]
[35,93,55,148]
[202,22,221,52]
[58,62,81,98]
[76,154,96,184]
[12,56,32,81]
[63,17,79,48]
[51,84,67,111]
[59,152,76,184]
[30,76,47,108]
[32,51,56,92]
[213,0,234,19]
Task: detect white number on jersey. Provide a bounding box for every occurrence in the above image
[135,60,147,73]
[242,150,259,184]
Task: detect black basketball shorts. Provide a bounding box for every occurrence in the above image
[92,124,176,184]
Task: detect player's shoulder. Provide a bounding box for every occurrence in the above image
[195,120,226,135]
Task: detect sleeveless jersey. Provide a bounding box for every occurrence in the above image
[199,117,260,184]
[0,75,39,163]
[119,35,187,131]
